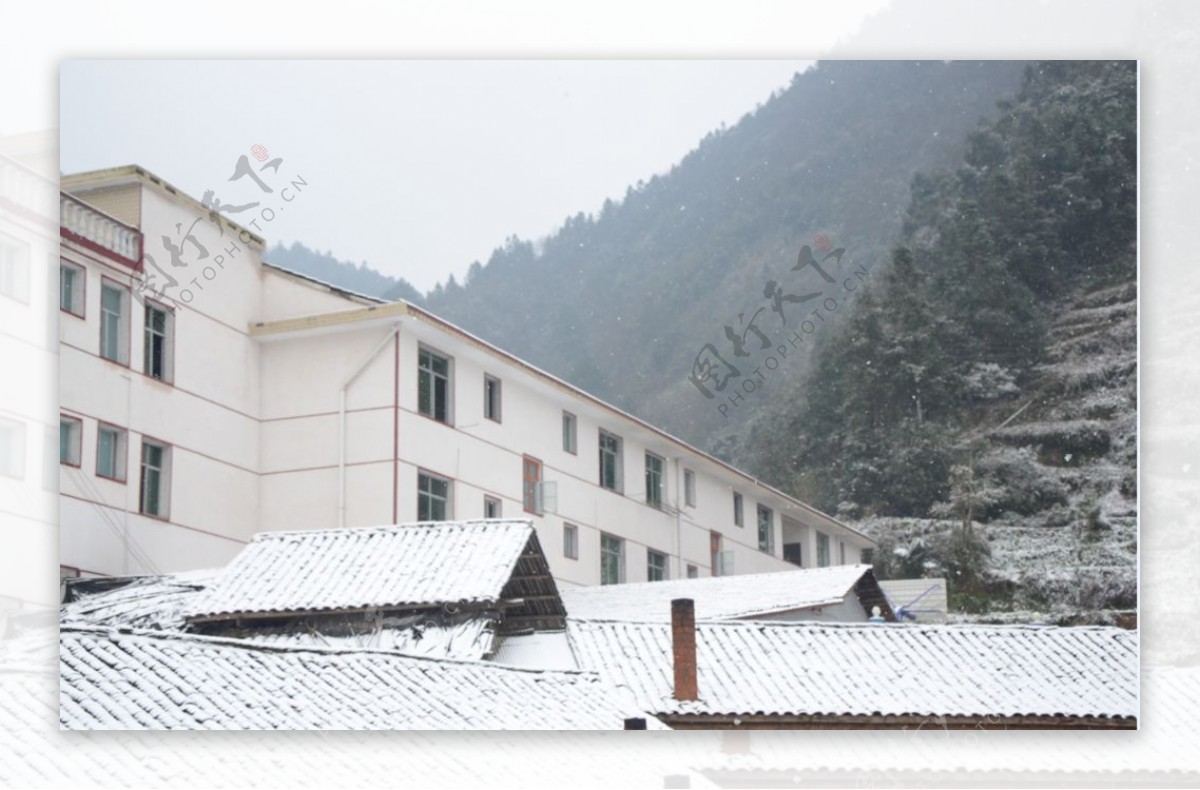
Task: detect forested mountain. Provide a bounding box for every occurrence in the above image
[751,61,1136,510]
[743,61,1137,618]
[264,241,423,302]
[421,61,1028,449]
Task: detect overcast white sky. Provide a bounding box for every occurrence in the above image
[59,60,829,292]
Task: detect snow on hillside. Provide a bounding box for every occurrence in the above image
[858,280,1137,625]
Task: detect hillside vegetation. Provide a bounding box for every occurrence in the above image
[266,241,423,302]
[744,61,1137,618]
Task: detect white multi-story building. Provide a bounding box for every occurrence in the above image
[58,164,875,587]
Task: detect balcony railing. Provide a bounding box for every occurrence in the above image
[1,154,57,227]
[60,192,142,270]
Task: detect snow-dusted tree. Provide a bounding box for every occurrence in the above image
[962,362,1020,401]
[930,461,1003,532]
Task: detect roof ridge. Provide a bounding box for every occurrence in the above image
[249,519,534,541]
[59,624,600,677]
[562,563,872,594]
[566,617,1136,634]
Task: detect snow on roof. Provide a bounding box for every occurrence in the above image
[238,614,498,661]
[60,572,503,662]
[59,626,662,730]
[492,631,578,671]
[12,622,1196,777]
[560,565,875,622]
[61,573,216,631]
[567,619,1138,720]
[187,520,539,621]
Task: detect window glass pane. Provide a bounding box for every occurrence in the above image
[757,505,773,552]
[433,377,447,421]
[418,350,450,422]
[101,284,121,312]
[144,305,170,380]
[60,266,77,311]
[140,442,165,516]
[417,480,430,520]
[100,285,124,362]
[599,432,620,490]
[564,523,578,559]
[600,534,623,585]
[647,550,668,582]
[418,368,431,415]
[484,377,500,420]
[645,453,663,506]
[418,472,450,521]
[562,413,576,453]
[733,493,743,526]
[143,442,162,468]
[102,323,118,359]
[522,457,542,514]
[60,419,80,465]
[143,467,160,513]
[97,429,117,477]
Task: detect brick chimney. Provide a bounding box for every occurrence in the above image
[671,598,698,701]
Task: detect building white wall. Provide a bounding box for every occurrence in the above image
[256,310,874,587]
[59,167,876,587]
[59,180,266,576]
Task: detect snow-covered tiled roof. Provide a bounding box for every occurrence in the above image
[567,619,1138,721]
[187,520,539,621]
[60,572,501,661]
[61,572,216,631]
[235,615,499,661]
[561,565,876,622]
[59,626,661,730]
[13,623,1195,777]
